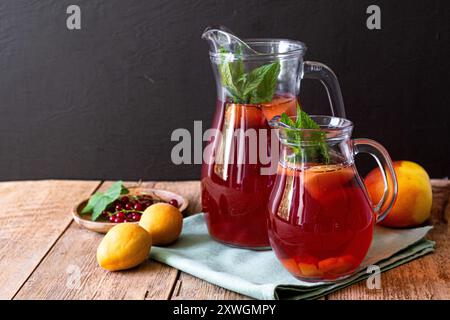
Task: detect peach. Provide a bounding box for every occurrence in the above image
[318,255,356,275]
[365,160,432,228]
[261,95,296,121]
[280,258,300,275]
[298,262,324,277]
[304,165,355,200]
[224,103,266,129]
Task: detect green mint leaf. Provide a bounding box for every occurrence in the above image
[295,103,319,130]
[230,46,245,87]
[218,47,246,102]
[218,57,238,95]
[217,48,280,104]
[279,102,330,164]
[280,112,295,127]
[81,181,129,221]
[246,61,280,104]
[319,141,330,164]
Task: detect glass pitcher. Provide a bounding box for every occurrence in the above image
[268,115,398,281]
[201,29,347,249]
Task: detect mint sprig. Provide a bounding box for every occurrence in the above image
[81,181,129,221]
[218,48,280,104]
[218,48,244,102]
[280,103,330,164]
[245,61,280,104]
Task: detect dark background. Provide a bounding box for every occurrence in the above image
[0,0,448,181]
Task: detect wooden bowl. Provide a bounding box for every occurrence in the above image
[72,188,188,233]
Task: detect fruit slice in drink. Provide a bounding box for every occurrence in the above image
[261,95,296,121]
[303,164,355,200]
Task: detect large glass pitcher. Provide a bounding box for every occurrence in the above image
[201,29,347,249]
[268,115,398,281]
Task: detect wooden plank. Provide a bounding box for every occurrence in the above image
[0,180,100,299]
[14,181,183,300]
[14,217,178,299]
[327,180,450,299]
[171,272,251,300]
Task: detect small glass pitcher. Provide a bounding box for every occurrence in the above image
[268,115,398,281]
[201,28,347,249]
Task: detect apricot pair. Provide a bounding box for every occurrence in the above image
[97,203,183,271]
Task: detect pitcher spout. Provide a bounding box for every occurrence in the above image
[201,25,258,55]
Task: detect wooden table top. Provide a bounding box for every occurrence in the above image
[0,179,448,300]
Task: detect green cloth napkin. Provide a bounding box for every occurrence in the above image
[150,213,435,300]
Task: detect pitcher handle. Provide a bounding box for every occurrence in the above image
[302,61,346,118]
[353,138,398,223]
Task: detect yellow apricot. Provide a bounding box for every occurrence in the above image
[97,223,152,271]
[139,203,183,245]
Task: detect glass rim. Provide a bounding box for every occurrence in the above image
[269,115,354,141]
[208,38,307,61]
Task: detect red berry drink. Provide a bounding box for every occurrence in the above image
[201,95,296,248]
[268,163,375,280]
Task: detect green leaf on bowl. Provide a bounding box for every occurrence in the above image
[81,181,129,221]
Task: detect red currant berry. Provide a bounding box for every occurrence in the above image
[133,203,143,211]
[121,196,129,203]
[109,215,115,222]
[125,202,134,210]
[169,199,179,208]
[140,201,150,209]
[116,212,126,219]
[115,204,123,211]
